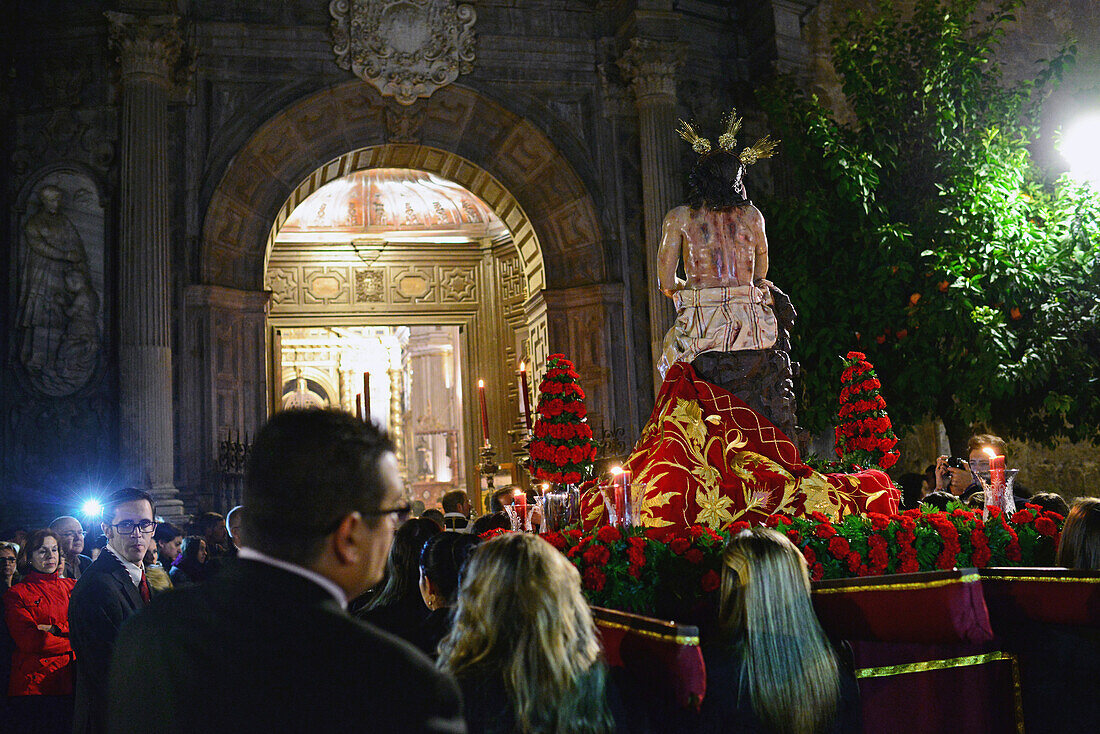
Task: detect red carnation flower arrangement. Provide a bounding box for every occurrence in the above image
[834,351,900,470]
[528,354,598,485]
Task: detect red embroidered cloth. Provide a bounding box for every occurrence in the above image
[582,362,897,534]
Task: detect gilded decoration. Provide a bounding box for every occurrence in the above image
[329,0,477,105]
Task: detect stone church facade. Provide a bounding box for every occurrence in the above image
[3,0,816,522]
[3,0,1096,523]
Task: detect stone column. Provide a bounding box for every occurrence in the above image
[619,39,684,388]
[107,12,184,517]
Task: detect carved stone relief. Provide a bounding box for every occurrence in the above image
[14,174,105,397]
[329,0,477,105]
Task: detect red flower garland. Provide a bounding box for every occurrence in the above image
[529,354,598,484]
[834,351,900,470]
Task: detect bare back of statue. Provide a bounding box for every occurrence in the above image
[659,204,768,294]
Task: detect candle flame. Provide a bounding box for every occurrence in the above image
[520,361,525,372]
[610,465,624,476]
[981,447,999,459]
[478,379,484,388]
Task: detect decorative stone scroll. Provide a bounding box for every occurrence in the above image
[329,0,477,105]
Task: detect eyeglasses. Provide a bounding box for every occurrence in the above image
[362,503,413,523]
[110,520,158,535]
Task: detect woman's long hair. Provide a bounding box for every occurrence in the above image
[718,528,841,734]
[438,533,613,733]
[419,531,482,606]
[366,518,442,610]
[1056,497,1100,570]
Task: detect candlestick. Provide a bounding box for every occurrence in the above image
[363,372,370,419]
[478,379,490,447]
[990,453,1005,503]
[477,442,500,514]
[355,393,362,421]
[519,361,533,430]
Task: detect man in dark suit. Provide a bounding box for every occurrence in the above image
[108,409,466,734]
[68,487,156,734]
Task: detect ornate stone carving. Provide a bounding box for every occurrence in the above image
[439,267,475,302]
[329,0,477,105]
[16,180,104,397]
[384,101,424,143]
[105,12,183,87]
[354,268,385,302]
[618,38,685,104]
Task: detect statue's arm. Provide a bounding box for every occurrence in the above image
[751,206,769,284]
[24,227,78,262]
[658,208,686,299]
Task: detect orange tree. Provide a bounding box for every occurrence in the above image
[758,0,1100,451]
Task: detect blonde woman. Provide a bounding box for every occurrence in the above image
[691,528,860,734]
[438,533,617,733]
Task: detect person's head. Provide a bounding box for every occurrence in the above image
[470,511,511,537]
[441,490,470,516]
[686,149,750,210]
[1056,497,1100,570]
[1027,493,1070,518]
[439,534,612,732]
[490,485,519,513]
[179,536,207,565]
[365,518,442,611]
[101,487,157,565]
[90,533,108,561]
[0,541,18,579]
[244,409,404,598]
[420,508,445,529]
[23,529,62,575]
[226,506,246,549]
[49,515,85,556]
[192,512,228,552]
[967,433,1007,462]
[154,522,184,564]
[920,491,956,511]
[419,532,482,609]
[897,473,923,511]
[2,527,28,548]
[144,547,159,567]
[718,528,840,734]
[39,184,62,213]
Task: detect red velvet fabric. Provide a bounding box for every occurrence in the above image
[850,641,1020,734]
[812,570,994,645]
[581,362,898,535]
[595,620,706,711]
[979,568,1100,628]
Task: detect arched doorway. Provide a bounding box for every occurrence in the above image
[185,81,635,511]
[266,162,533,504]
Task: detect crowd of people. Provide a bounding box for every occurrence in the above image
[1,411,1098,733]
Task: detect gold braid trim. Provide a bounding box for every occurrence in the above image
[856,652,1024,733]
[595,618,700,646]
[979,574,1100,583]
[813,572,981,594]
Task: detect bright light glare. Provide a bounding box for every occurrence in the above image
[81,499,103,518]
[610,465,624,476]
[1060,113,1100,185]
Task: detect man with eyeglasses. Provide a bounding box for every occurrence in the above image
[69,486,157,734]
[108,409,465,734]
[49,515,92,580]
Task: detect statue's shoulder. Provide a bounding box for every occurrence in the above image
[664,204,691,222]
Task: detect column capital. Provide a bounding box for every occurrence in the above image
[106,11,183,87]
[618,38,685,105]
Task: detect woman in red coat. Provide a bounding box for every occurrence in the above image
[4,528,76,733]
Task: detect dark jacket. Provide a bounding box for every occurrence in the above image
[68,550,145,734]
[108,558,466,734]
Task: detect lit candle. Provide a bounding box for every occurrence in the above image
[478,379,490,446]
[984,447,1006,506]
[610,466,625,524]
[363,372,370,420]
[519,361,533,431]
[513,490,528,523]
